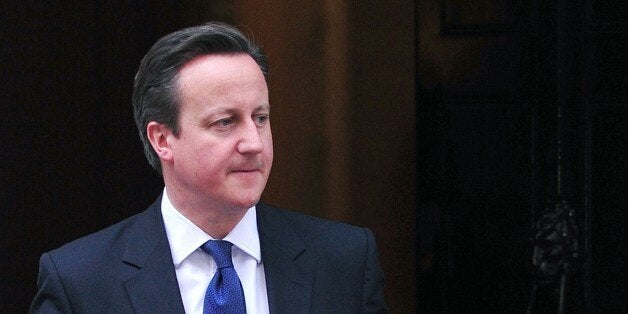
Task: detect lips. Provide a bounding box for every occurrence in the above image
[232,169,260,173]
[230,161,263,173]
[229,166,264,176]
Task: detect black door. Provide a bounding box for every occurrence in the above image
[417,1,627,312]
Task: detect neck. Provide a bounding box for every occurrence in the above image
[165,187,248,239]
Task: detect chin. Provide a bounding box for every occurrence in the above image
[222,182,266,209]
[232,194,261,209]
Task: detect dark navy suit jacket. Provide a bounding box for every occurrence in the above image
[30,196,388,313]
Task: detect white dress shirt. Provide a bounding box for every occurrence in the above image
[161,188,269,314]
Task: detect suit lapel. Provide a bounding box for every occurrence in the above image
[257,204,313,314]
[122,196,185,313]
[117,199,312,313]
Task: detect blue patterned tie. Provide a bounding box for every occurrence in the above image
[201,240,246,314]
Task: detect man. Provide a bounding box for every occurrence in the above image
[31,22,387,313]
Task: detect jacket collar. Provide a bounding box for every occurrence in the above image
[118,198,313,313]
[122,195,186,313]
[257,203,313,313]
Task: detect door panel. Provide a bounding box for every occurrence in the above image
[418,0,627,312]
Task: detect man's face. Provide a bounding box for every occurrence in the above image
[165,53,273,211]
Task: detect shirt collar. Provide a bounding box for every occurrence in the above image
[161,187,262,267]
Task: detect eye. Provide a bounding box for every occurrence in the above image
[254,114,269,125]
[209,117,235,130]
[217,118,233,127]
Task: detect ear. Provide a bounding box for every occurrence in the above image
[146,121,175,163]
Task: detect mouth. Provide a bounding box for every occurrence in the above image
[229,169,263,182]
[230,167,262,174]
[232,169,259,173]
[231,161,263,174]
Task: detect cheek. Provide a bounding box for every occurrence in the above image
[264,135,274,161]
[265,129,273,149]
[196,143,232,171]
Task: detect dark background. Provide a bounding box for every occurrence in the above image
[2,1,627,313]
[2,1,418,312]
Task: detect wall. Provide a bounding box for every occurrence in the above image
[234,1,417,311]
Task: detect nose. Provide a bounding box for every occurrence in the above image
[237,120,264,154]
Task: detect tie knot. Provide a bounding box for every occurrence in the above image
[201,240,234,268]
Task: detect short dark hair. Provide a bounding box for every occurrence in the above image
[132,22,268,174]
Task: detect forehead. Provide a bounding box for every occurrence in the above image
[175,53,268,111]
[177,53,264,88]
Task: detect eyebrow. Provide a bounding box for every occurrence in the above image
[198,103,270,124]
[254,103,271,112]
